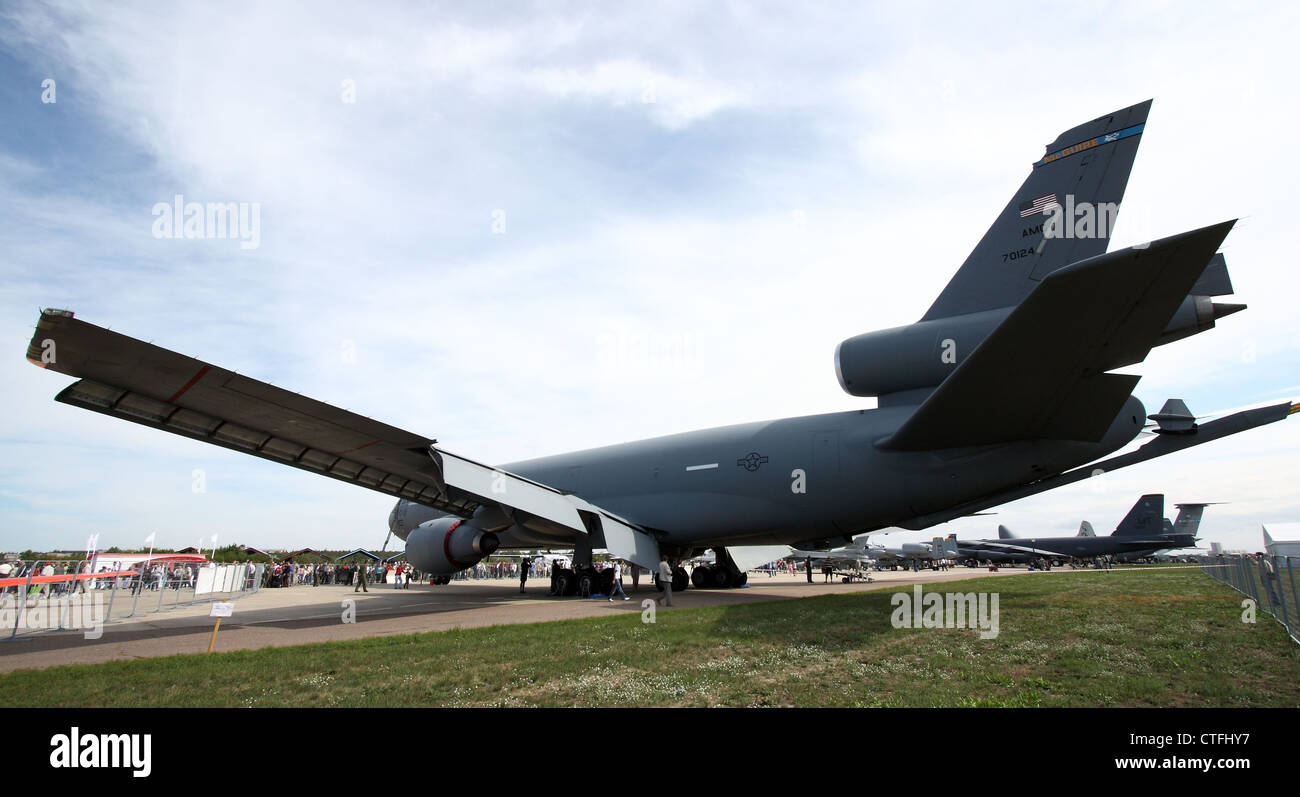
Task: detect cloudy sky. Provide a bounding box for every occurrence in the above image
[1,1,1297,555]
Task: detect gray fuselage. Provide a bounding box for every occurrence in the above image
[490,395,1146,553]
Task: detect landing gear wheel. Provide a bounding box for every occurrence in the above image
[734,571,747,586]
[553,568,576,597]
[712,567,732,589]
[691,566,711,588]
[672,566,689,592]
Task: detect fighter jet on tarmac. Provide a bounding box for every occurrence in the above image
[26,100,1298,598]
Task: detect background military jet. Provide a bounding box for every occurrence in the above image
[957,495,1208,565]
[998,522,1094,539]
[789,534,959,575]
[26,100,1297,597]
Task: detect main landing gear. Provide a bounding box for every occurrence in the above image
[550,566,617,597]
[546,546,754,598]
[688,548,749,590]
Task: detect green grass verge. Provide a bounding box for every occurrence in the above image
[2,569,1298,707]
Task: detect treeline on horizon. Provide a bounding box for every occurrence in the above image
[8,544,404,564]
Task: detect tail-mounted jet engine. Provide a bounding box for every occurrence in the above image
[834,257,1243,400]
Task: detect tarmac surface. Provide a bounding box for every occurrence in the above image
[0,567,1030,673]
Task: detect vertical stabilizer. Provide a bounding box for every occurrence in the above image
[923,100,1151,320]
[1113,494,1165,536]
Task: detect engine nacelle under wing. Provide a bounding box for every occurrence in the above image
[405,517,499,576]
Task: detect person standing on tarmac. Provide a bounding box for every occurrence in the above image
[608,560,629,602]
[354,561,369,593]
[655,556,674,607]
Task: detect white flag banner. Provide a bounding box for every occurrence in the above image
[144,532,156,546]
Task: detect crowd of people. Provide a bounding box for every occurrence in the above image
[260,561,421,588]
[0,559,204,596]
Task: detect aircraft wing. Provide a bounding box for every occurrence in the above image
[882,220,1235,450]
[26,310,661,567]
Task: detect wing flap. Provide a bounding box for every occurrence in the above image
[727,545,792,572]
[882,220,1235,450]
[431,447,662,569]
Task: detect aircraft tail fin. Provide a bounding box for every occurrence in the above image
[1077,521,1095,537]
[1170,502,1211,537]
[933,534,960,558]
[922,100,1151,320]
[1112,494,1165,537]
[997,524,1017,539]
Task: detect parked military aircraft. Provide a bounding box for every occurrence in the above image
[998,522,1093,539]
[26,100,1297,598]
[790,533,959,573]
[957,494,1208,565]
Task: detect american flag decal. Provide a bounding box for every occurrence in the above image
[1019,193,1058,218]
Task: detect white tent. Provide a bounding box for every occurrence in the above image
[1263,525,1300,560]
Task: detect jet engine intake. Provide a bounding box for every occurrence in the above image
[405,517,500,576]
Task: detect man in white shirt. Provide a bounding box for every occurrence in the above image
[656,557,675,607]
[607,560,629,602]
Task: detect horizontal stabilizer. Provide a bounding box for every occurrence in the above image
[882,220,1236,450]
[896,400,1296,530]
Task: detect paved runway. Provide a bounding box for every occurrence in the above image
[0,567,1026,673]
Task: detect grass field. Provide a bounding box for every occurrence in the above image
[3,568,1298,707]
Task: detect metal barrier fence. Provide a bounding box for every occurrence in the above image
[1201,553,1300,645]
[1,559,265,641]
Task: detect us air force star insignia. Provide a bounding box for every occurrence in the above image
[737,452,769,472]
